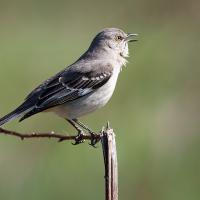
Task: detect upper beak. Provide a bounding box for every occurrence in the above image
[125,33,138,42]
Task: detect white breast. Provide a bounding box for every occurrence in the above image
[52,66,121,119]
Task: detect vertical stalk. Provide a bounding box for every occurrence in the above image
[101,123,118,200]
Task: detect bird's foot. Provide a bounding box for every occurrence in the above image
[89,132,100,148]
[72,130,85,145]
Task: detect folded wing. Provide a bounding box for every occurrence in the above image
[20,62,113,121]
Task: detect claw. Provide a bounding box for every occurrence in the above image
[89,132,100,148]
[72,131,85,145]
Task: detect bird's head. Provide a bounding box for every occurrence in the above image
[89,28,138,59]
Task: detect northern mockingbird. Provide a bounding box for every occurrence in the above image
[0,28,137,144]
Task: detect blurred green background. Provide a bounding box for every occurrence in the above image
[0,0,200,199]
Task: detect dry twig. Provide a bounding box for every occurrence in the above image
[0,127,101,142]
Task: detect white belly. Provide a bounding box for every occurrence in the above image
[52,67,120,119]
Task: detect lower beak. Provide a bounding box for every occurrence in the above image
[125,33,138,42]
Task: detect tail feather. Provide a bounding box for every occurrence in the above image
[0,102,33,126]
[19,108,38,122]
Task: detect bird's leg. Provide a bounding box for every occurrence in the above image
[67,119,85,145]
[73,119,94,133]
[73,119,100,147]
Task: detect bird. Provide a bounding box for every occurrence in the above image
[0,28,137,145]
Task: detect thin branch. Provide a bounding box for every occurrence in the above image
[0,127,101,142]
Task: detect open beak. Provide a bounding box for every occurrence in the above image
[125,33,138,42]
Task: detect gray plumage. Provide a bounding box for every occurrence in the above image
[0,28,137,127]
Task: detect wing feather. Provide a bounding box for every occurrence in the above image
[20,62,113,121]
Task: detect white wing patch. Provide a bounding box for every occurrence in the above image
[78,88,92,95]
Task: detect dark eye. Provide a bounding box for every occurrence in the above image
[116,35,123,41]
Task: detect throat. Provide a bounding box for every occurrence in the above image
[118,54,128,67]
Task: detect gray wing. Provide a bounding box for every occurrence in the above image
[20,62,113,121]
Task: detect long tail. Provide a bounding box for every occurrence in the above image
[0,102,33,126]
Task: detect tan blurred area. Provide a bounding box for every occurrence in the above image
[0,0,200,199]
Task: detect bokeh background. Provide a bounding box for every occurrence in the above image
[0,0,200,199]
